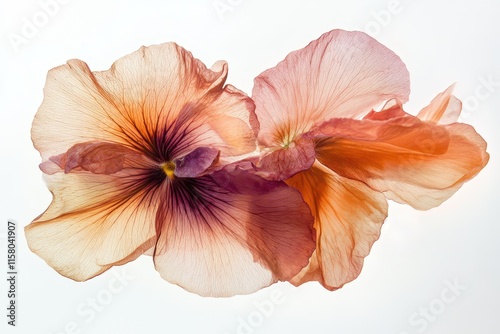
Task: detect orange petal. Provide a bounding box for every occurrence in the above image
[25,166,158,281]
[153,167,316,297]
[315,108,489,210]
[287,162,387,290]
[253,29,410,149]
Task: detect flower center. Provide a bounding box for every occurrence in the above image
[282,141,296,149]
[280,133,296,149]
[161,161,176,179]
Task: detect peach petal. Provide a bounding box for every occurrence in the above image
[33,43,257,167]
[369,122,489,209]
[253,29,410,149]
[417,84,462,124]
[92,44,257,158]
[287,162,387,289]
[153,167,316,297]
[315,111,449,155]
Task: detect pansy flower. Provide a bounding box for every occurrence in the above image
[252,30,489,290]
[26,43,316,297]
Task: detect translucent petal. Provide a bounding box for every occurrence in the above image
[253,29,410,149]
[153,167,316,297]
[287,162,387,289]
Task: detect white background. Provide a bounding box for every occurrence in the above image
[1,0,499,333]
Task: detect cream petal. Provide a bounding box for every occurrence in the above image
[32,59,130,162]
[253,29,410,149]
[287,162,387,289]
[25,168,158,281]
[153,167,316,297]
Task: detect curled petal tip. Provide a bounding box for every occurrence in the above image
[418,84,462,124]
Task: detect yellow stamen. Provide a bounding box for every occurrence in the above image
[161,161,176,179]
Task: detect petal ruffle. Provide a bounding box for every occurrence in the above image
[253,29,410,149]
[32,43,257,165]
[286,162,387,290]
[44,141,146,175]
[92,44,257,158]
[153,167,316,297]
[314,105,489,210]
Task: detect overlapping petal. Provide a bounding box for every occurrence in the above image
[286,162,387,289]
[314,94,489,210]
[28,29,489,298]
[153,166,315,297]
[251,30,489,292]
[253,29,410,151]
[174,147,219,178]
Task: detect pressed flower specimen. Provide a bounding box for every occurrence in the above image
[252,30,489,290]
[27,30,489,297]
[26,43,316,297]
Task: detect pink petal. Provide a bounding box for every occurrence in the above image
[287,162,387,289]
[253,29,410,150]
[257,135,316,180]
[153,167,316,297]
[315,107,489,210]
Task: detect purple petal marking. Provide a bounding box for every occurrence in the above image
[174,147,219,178]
